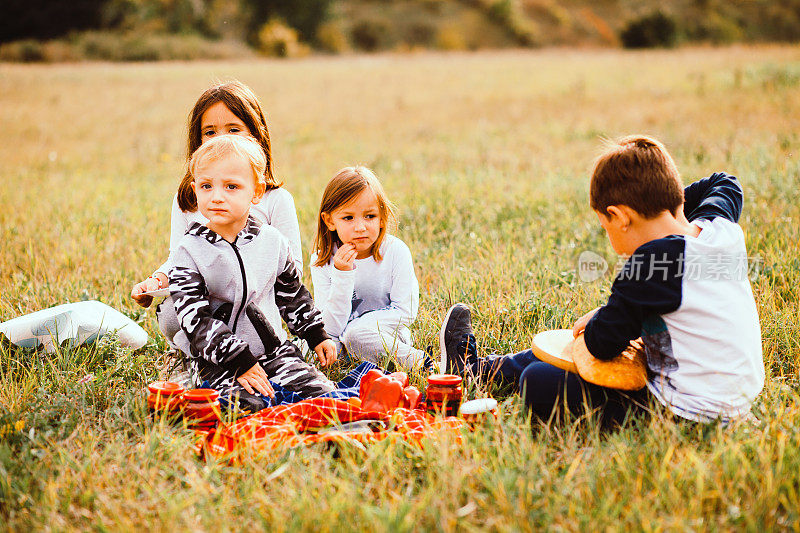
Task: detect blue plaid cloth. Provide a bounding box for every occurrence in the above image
[210,361,380,409]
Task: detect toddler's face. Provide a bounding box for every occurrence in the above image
[192,154,264,241]
[201,102,252,143]
[323,188,383,259]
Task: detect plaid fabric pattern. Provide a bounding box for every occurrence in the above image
[212,360,379,409]
[200,397,467,459]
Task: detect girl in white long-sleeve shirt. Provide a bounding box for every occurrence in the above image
[311,166,430,371]
[130,81,303,348]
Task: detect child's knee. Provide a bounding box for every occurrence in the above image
[518,362,562,412]
[341,322,379,354]
[155,297,181,342]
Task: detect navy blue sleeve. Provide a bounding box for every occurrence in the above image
[584,237,685,360]
[683,172,743,223]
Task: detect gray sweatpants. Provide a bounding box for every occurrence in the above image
[339,309,426,370]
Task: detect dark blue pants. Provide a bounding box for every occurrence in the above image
[470,350,652,427]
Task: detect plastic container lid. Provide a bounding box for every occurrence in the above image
[427,374,463,386]
[183,388,220,402]
[459,398,498,415]
[147,381,185,396]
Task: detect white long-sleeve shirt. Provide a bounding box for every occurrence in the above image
[155,188,303,277]
[310,235,419,340]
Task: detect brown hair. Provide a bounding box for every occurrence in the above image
[590,135,684,219]
[313,166,397,266]
[177,80,280,212]
[189,135,267,187]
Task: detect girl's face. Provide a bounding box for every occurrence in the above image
[200,101,251,143]
[322,188,384,259]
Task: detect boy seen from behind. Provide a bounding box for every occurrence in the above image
[441,135,764,426]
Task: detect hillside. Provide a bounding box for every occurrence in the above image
[319,0,800,51]
[1,0,799,61]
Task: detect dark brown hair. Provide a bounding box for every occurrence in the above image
[177,80,280,212]
[590,135,684,219]
[313,166,397,266]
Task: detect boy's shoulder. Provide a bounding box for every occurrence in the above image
[616,235,686,287]
[172,222,221,256]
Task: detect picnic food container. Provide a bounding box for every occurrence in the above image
[183,388,221,430]
[425,374,463,417]
[147,381,185,414]
[459,398,498,424]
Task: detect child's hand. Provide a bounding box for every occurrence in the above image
[237,363,276,399]
[314,339,337,368]
[130,274,167,308]
[333,243,357,271]
[572,307,600,338]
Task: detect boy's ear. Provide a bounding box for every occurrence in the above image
[252,181,266,205]
[321,212,336,231]
[605,205,631,229]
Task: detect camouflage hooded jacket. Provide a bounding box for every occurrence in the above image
[168,217,328,378]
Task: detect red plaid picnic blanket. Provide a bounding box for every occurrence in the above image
[197,397,466,460]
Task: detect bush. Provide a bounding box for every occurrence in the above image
[406,21,437,47]
[0,31,254,62]
[257,19,308,57]
[242,0,332,44]
[690,14,744,44]
[0,39,44,62]
[620,10,678,48]
[351,19,390,52]
[436,25,467,51]
[316,22,349,53]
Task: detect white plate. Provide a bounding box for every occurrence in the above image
[460,398,498,415]
[142,288,170,298]
[531,329,578,373]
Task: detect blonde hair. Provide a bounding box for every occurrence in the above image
[590,135,684,219]
[313,166,397,266]
[177,80,280,212]
[189,134,266,187]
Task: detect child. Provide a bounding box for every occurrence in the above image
[169,134,336,407]
[130,80,303,351]
[310,166,434,372]
[442,135,764,426]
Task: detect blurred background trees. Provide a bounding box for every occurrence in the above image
[1,0,799,61]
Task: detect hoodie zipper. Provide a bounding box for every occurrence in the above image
[228,239,248,332]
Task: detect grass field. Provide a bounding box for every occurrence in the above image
[1,46,800,530]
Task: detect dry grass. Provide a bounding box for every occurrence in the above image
[1,46,800,529]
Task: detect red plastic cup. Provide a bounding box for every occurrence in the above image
[147,381,185,413]
[183,388,221,428]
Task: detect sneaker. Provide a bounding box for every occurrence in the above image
[439,303,477,374]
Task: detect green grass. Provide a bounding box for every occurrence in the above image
[1,46,800,529]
